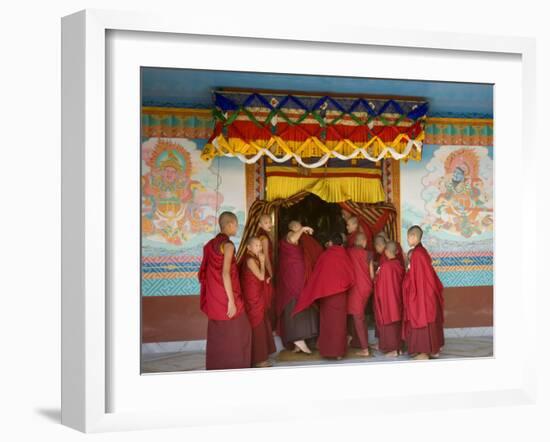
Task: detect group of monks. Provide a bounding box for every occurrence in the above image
[198,209,445,370]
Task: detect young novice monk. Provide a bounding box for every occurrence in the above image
[345,216,360,248]
[239,237,276,368]
[376,230,406,268]
[198,211,252,370]
[370,234,387,279]
[346,233,373,356]
[373,241,405,357]
[402,225,445,360]
[293,233,355,359]
[257,214,275,328]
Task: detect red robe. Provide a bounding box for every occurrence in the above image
[346,230,359,248]
[199,233,245,320]
[293,245,355,315]
[239,252,276,364]
[374,258,405,326]
[275,239,305,316]
[299,233,324,283]
[198,233,251,370]
[374,257,405,352]
[293,245,355,358]
[402,243,445,353]
[346,247,373,315]
[257,227,274,309]
[239,252,268,328]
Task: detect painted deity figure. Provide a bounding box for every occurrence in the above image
[431,149,492,238]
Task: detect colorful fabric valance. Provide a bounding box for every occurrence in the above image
[202,90,429,167]
[265,166,385,203]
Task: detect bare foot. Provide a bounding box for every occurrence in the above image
[385,350,398,357]
[429,352,440,359]
[255,360,273,368]
[355,348,370,357]
[294,340,312,354]
[347,335,353,345]
[370,342,379,350]
[336,356,343,360]
[413,353,429,360]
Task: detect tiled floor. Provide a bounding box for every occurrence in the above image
[141,335,493,374]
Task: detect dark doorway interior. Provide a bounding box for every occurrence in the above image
[277,193,346,244]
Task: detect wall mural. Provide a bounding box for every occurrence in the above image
[141,137,246,296]
[401,145,493,287]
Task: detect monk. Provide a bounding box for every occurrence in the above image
[376,230,406,268]
[293,233,355,359]
[198,211,252,370]
[276,220,319,354]
[402,225,445,360]
[257,214,275,329]
[373,241,405,357]
[370,234,387,279]
[346,233,373,356]
[345,216,360,248]
[239,237,276,368]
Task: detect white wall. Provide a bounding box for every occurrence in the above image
[1,1,548,440]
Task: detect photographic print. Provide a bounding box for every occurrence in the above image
[140,68,493,373]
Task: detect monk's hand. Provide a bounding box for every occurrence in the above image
[302,226,314,235]
[258,252,266,263]
[266,276,271,284]
[227,300,237,319]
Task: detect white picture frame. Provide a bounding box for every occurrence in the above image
[61,9,538,433]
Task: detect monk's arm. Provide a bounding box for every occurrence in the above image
[260,236,273,277]
[287,226,313,244]
[369,260,375,280]
[247,257,265,281]
[222,243,236,317]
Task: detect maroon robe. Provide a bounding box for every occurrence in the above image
[346,230,359,248]
[239,252,276,364]
[199,233,251,370]
[374,257,405,352]
[402,243,445,355]
[257,228,274,310]
[346,248,373,349]
[346,247,373,315]
[294,245,355,358]
[276,237,320,346]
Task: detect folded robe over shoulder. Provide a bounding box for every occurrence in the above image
[199,233,245,321]
[293,245,355,315]
[402,243,444,329]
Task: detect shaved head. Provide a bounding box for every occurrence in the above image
[218,211,237,229]
[377,230,389,241]
[385,240,398,256]
[247,236,261,246]
[407,225,423,241]
[374,234,387,246]
[347,216,358,226]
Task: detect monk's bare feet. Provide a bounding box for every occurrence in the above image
[336,356,343,360]
[294,340,312,354]
[370,342,379,351]
[429,352,440,359]
[355,348,370,357]
[413,353,429,360]
[255,360,273,368]
[384,350,398,358]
